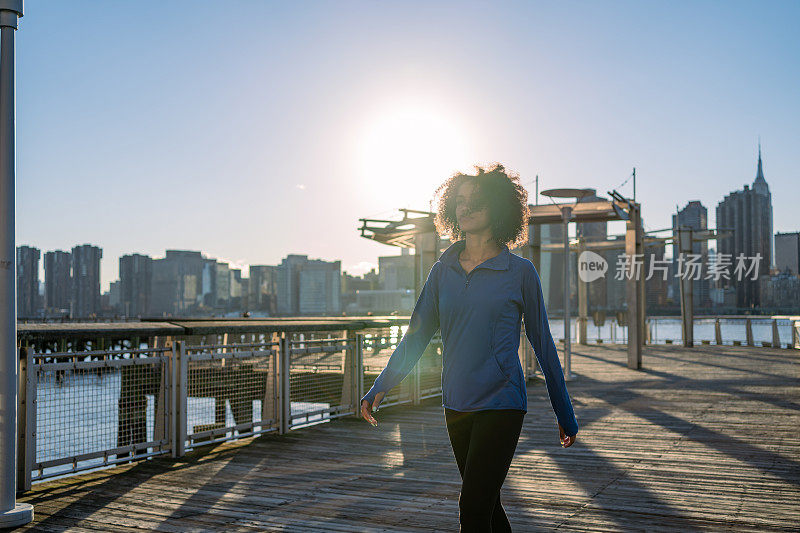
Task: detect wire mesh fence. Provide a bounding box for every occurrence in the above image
[284,331,360,429]
[25,344,173,483]
[181,340,280,452]
[360,325,417,408]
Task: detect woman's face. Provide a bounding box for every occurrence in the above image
[455,181,490,234]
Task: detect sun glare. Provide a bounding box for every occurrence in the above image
[357,106,471,208]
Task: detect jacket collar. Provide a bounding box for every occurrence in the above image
[439,238,510,272]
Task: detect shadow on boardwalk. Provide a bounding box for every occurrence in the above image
[11,344,800,532]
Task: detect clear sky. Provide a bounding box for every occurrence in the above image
[16,0,800,292]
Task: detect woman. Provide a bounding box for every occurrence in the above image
[360,163,579,532]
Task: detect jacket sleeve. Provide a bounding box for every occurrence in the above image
[361,261,441,406]
[522,259,579,437]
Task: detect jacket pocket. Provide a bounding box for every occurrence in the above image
[490,321,512,382]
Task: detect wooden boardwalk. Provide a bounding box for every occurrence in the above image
[12,344,800,532]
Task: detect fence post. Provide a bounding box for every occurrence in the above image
[772,319,781,349]
[793,320,800,350]
[262,332,280,430]
[22,344,36,491]
[340,329,357,413]
[715,318,722,345]
[745,318,754,346]
[170,341,179,458]
[16,345,31,493]
[356,333,364,409]
[175,341,187,457]
[279,332,291,435]
[153,337,171,449]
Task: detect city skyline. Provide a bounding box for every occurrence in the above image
[18,145,787,295]
[17,1,800,292]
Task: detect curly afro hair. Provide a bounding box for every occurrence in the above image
[433,162,529,249]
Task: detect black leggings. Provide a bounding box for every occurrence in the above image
[444,407,526,532]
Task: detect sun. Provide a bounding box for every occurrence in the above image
[357,105,472,209]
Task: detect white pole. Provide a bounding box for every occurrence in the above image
[562,205,574,380]
[0,0,32,528]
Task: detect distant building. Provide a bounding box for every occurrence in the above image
[672,200,710,308]
[277,254,341,316]
[230,268,243,308]
[576,190,609,314]
[44,250,71,314]
[248,265,278,314]
[716,144,774,308]
[759,269,800,310]
[710,286,737,308]
[108,280,121,311]
[277,254,307,315]
[342,268,380,314]
[354,289,415,315]
[538,222,567,312]
[16,245,41,318]
[71,244,102,318]
[378,248,416,291]
[775,232,800,275]
[644,241,669,310]
[596,235,623,311]
[343,269,379,293]
[119,253,153,317]
[151,250,205,316]
[202,260,230,312]
[299,259,341,315]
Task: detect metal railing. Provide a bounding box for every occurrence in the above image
[179,339,279,454]
[20,344,175,486]
[15,315,797,491]
[16,321,541,490]
[646,315,799,348]
[554,315,800,349]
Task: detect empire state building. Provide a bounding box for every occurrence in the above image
[716,143,774,309]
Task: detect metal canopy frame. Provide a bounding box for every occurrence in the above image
[359,193,647,370]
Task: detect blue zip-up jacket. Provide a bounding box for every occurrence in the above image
[361,238,579,437]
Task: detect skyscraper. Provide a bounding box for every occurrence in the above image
[775,232,800,275]
[119,253,153,317]
[71,244,103,318]
[16,245,41,318]
[277,254,308,315]
[716,143,774,308]
[44,250,71,313]
[202,259,231,312]
[299,260,342,316]
[151,250,206,316]
[672,200,710,308]
[277,254,342,316]
[248,265,278,314]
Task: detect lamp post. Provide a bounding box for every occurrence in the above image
[0,0,32,528]
[540,188,594,381]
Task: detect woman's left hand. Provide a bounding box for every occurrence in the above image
[558,423,576,448]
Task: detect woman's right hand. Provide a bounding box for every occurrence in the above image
[559,422,576,448]
[361,391,386,427]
